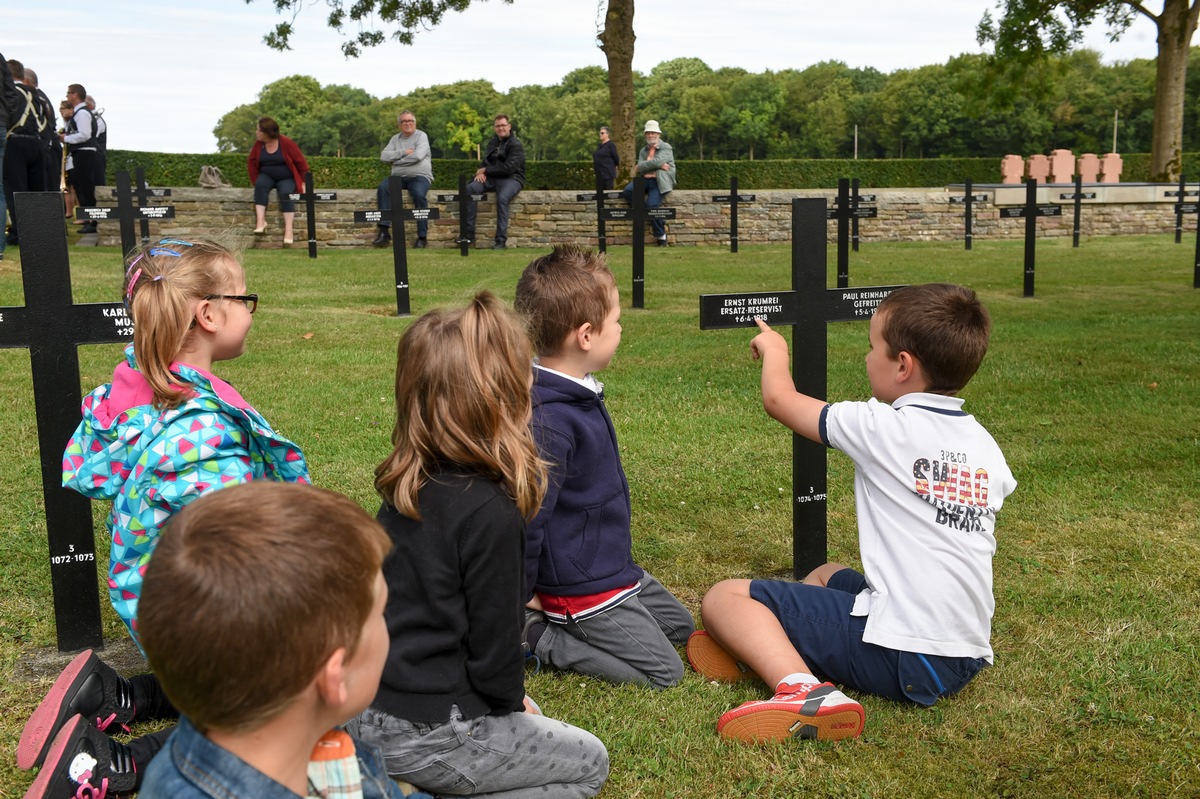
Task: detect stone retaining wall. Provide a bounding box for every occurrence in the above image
[88,186,1198,250]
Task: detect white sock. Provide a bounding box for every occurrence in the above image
[778,672,820,689]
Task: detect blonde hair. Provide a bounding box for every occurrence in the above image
[140,482,390,733]
[124,238,244,409]
[375,292,547,520]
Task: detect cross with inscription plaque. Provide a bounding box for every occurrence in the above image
[711,176,756,253]
[353,176,441,316]
[437,174,491,257]
[1164,175,1199,245]
[79,170,176,257]
[1164,177,1200,288]
[699,198,904,576]
[1,193,134,651]
[998,179,1061,297]
[576,177,624,254]
[948,179,991,250]
[1058,174,1096,248]
[600,177,676,309]
[111,167,174,250]
[827,178,877,288]
[287,171,338,259]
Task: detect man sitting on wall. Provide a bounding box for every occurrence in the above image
[620,120,676,247]
[374,110,432,249]
[464,114,525,250]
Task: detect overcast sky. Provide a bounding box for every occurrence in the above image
[4,0,1172,153]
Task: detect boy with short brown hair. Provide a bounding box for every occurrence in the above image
[691,283,1017,742]
[515,244,694,689]
[28,481,432,799]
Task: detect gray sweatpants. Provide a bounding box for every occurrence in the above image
[534,573,695,689]
[355,705,608,799]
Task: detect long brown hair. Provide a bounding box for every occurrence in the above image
[374,292,547,520]
[124,238,243,409]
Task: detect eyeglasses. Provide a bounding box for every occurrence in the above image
[399,118,416,124]
[205,294,258,314]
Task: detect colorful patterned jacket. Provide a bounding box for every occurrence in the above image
[62,345,310,646]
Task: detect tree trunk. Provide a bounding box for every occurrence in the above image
[599,0,637,176]
[1148,0,1200,181]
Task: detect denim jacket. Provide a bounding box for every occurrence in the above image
[139,717,432,798]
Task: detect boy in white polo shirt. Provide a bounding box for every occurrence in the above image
[688,283,1017,743]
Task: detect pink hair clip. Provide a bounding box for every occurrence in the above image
[126,268,143,300]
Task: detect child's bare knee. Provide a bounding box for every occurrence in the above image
[803,562,845,586]
[700,578,753,620]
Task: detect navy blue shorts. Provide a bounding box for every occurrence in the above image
[749,569,988,705]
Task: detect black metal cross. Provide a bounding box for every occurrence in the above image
[110,167,174,251]
[711,176,756,253]
[998,179,1061,297]
[354,176,440,316]
[700,198,903,577]
[1163,187,1200,288]
[1,192,133,651]
[1057,175,1095,248]
[80,170,176,258]
[948,179,991,250]
[600,176,676,309]
[438,174,490,257]
[577,180,624,253]
[287,172,338,259]
[827,178,877,288]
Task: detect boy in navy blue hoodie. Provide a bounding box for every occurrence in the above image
[515,245,694,688]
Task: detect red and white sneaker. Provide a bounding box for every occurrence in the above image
[686,631,756,683]
[717,680,865,743]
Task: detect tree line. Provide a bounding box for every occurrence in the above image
[213,48,1200,163]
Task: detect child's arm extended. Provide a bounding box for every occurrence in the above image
[750,318,827,444]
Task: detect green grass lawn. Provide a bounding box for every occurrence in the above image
[1,234,1198,797]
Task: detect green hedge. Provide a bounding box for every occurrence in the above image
[106,150,1200,191]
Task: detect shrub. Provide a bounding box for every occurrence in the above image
[105,151,1199,190]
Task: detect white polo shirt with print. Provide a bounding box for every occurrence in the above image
[821,392,1017,662]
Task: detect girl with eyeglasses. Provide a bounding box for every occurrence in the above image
[18,238,310,798]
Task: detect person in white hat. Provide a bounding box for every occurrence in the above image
[620,120,676,246]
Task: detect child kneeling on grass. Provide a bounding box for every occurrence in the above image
[355,292,609,798]
[689,284,1017,743]
[514,245,695,689]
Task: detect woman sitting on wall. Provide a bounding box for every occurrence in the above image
[246,116,308,245]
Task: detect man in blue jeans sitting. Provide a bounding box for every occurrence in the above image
[374,111,433,249]
[620,120,677,247]
[464,114,525,250]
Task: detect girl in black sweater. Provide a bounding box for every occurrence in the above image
[354,292,609,799]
